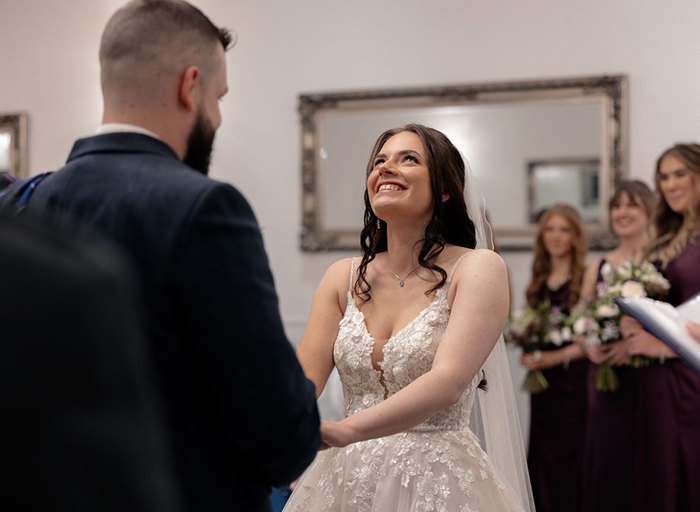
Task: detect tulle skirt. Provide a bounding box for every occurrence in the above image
[284,428,525,512]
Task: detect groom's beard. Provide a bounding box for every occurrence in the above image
[183,110,216,176]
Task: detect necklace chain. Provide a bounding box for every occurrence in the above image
[388,260,420,287]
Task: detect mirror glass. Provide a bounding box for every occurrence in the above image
[300,76,627,251]
[0,132,11,174]
[528,158,601,223]
[0,113,28,180]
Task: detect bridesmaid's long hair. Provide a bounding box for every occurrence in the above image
[526,204,587,310]
[647,143,700,267]
[354,124,476,301]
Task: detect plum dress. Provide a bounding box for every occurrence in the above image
[581,258,639,512]
[631,235,700,512]
[526,281,588,512]
[284,257,526,512]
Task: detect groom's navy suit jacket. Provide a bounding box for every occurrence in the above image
[28,133,321,511]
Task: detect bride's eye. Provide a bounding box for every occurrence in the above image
[374,157,386,167]
[403,155,417,163]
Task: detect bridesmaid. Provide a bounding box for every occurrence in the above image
[520,203,588,512]
[621,143,700,512]
[579,180,653,512]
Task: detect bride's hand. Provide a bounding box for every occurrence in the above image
[320,419,356,449]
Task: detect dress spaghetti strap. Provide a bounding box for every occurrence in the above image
[447,251,470,284]
[348,257,357,295]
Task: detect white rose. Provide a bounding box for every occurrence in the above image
[607,283,623,297]
[621,280,646,298]
[548,329,563,346]
[573,317,589,335]
[618,260,633,280]
[601,262,614,280]
[596,303,619,318]
[561,326,572,342]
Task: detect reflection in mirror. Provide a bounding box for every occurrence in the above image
[0,113,28,180]
[300,76,627,251]
[528,158,600,223]
[0,133,11,174]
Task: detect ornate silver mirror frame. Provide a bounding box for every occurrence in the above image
[0,112,28,179]
[299,75,627,251]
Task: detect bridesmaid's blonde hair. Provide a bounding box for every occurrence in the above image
[647,143,700,267]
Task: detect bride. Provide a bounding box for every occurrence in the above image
[284,124,534,511]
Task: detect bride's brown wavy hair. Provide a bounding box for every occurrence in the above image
[646,143,700,267]
[526,204,587,311]
[354,124,476,301]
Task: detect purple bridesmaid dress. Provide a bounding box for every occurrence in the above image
[632,235,700,512]
[527,282,589,512]
[581,259,639,512]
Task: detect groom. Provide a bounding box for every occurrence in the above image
[26,1,320,510]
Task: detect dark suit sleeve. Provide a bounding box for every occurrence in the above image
[171,183,321,486]
[0,215,179,511]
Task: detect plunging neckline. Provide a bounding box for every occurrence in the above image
[345,288,446,369]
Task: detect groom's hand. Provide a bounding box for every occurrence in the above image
[320,419,355,449]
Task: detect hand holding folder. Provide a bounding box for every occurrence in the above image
[615,293,700,374]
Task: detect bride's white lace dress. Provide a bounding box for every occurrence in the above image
[284,261,526,512]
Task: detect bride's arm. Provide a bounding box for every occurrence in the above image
[296,259,349,399]
[321,249,509,448]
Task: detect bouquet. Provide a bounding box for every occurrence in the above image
[571,298,623,391]
[505,300,573,393]
[573,259,670,391]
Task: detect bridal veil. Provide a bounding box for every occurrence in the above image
[463,161,536,512]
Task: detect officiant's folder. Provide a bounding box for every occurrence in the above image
[615,293,700,375]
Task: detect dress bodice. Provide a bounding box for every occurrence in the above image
[285,256,529,512]
[663,233,700,306]
[333,260,479,433]
[535,280,571,314]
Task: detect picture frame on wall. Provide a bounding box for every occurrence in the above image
[0,113,28,180]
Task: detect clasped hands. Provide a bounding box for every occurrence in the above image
[319,419,356,450]
[585,340,629,366]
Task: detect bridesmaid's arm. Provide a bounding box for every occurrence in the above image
[296,259,349,399]
[520,342,585,371]
[321,249,508,449]
[620,315,677,360]
[580,255,603,302]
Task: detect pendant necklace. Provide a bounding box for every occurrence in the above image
[388,260,420,287]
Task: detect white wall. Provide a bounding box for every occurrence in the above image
[2,0,699,427]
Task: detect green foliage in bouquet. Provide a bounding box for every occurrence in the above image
[505,300,573,394]
[572,259,670,391]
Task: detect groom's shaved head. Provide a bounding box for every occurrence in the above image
[99,0,233,105]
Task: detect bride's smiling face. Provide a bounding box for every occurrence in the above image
[367,131,435,223]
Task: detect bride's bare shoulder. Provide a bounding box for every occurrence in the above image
[446,247,507,289]
[324,257,356,283]
[446,245,505,271]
